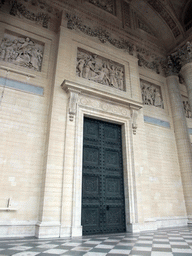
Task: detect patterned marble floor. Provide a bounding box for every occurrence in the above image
[1,226,192,256]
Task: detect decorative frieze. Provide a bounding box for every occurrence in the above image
[66,13,134,55]
[61,80,143,134]
[0,33,44,72]
[79,95,130,118]
[1,0,61,30]
[137,54,160,74]
[9,0,50,28]
[66,14,165,75]
[77,48,125,91]
[87,0,115,15]
[140,80,164,109]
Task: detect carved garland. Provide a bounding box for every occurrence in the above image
[66,13,134,55]
[9,0,50,28]
[66,13,163,75]
[1,0,61,30]
[87,0,115,15]
[138,54,160,74]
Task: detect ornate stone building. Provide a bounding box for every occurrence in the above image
[0,0,192,238]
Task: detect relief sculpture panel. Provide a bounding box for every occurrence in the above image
[77,48,125,91]
[0,32,44,71]
[140,79,164,109]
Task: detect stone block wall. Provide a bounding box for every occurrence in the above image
[0,12,58,236]
[0,0,189,238]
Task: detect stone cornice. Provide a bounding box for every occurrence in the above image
[61,80,143,110]
[61,79,142,134]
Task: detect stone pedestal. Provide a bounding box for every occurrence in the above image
[167,75,192,218]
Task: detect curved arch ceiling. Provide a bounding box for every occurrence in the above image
[128,0,192,52]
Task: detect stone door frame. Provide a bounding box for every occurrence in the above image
[61,80,141,237]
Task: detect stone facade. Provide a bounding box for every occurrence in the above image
[0,0,192,238]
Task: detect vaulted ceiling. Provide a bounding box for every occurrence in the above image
[128,0,192,52]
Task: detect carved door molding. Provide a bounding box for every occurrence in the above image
[60,80,141,237]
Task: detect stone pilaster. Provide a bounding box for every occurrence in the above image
[180,42,192,112]
[165,56,192,222]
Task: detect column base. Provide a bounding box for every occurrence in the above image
[127,216,188,233]
[59,226,71,237]
[71,225,82,237]
[35,221,60,238]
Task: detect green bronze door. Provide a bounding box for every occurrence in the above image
[82,117,126,235]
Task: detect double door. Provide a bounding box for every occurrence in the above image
[82,117,126,235]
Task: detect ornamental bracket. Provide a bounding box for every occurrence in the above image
[130,105,141,135]
[61,83,81,122]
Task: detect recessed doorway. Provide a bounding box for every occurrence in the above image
[82,117,126,235]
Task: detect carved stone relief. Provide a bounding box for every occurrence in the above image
[137,53,160,74]
[66,13,166,75]
[79,95,130,117]
[160,41,192,77]
[0,33,44,71]
[140,80,164,109]
[1,0,61,31]
[77,48,125,91]
[182,96,192,118]
[87,0,115,15]
[66,14,134,55]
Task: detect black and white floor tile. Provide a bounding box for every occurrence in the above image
[1,226,192,255]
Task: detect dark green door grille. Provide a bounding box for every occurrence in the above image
[82,117,126,235]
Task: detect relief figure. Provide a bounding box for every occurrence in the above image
[141,81,164,109]
[76,48,125,91]
[0,35,43,71]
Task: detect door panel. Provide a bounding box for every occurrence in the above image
[82,117,126,235]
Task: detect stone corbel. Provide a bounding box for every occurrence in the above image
[130,105,140,135]
[68,90,80,121]
[61,83,81,121]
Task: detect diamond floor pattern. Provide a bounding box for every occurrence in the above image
[0,226,192,255]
